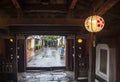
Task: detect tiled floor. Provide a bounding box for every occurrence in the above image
[18,70,76,82]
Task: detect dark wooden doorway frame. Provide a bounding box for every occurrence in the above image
[24,35,67,70]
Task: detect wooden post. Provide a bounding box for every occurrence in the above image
[74,34,79,79]
[88,33,96,82]
[17,38,26,72]
[15,35,18,82]
[66,37,74,71]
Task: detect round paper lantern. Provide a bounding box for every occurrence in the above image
[84,15,105,32]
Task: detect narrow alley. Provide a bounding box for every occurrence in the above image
[27,47,65,67]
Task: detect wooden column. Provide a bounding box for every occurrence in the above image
[17,39,25,72]
[88,33,96,82]
[66,38,74,71]
[74,34,78,79]
[74,35,89,80]
[4,36,18,82]
[14,35,18,82]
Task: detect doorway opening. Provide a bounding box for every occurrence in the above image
[26,35,66,69]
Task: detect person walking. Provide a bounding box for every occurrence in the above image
[60,46,64,58]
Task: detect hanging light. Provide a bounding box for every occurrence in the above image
[10,38,14,42]
[84,15,105,32]
[77,38,83,43]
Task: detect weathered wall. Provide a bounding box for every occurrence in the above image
[96,36,119,82]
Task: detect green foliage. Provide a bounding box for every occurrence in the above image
[35,41,43,49]
[44,35,60,41]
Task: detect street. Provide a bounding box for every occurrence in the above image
[27,47,65,67]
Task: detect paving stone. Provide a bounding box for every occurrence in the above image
[18,71,73,82]
[27,47,65,67]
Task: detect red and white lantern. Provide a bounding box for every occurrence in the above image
[84,15,105,32]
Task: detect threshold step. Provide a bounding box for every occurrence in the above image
[77,77,88,80]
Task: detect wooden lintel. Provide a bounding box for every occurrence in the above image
[0,18,84,27]
[95,0,119,16]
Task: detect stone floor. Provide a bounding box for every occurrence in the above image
[18,70,76,82]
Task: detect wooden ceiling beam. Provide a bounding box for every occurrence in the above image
[24,4,67,10]
[69,0,78,10]
[0,18,84,27]
[11,0,21,9]
[24,10,67,14]
[67,0,78,17]
[95,0,119,16]
[92,0,104,12]
[11,0,23,18]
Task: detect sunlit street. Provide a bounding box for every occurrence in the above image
[27,47,65,67]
